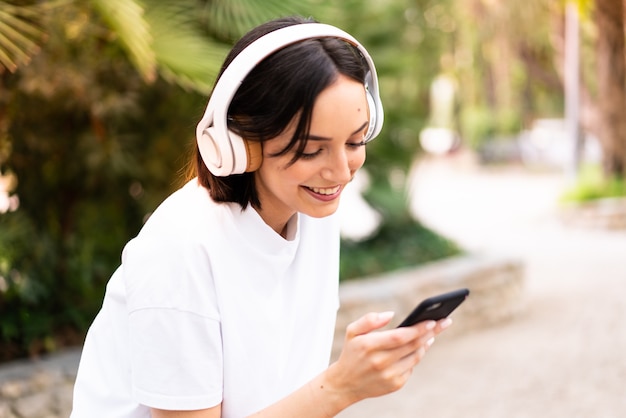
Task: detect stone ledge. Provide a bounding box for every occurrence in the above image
[332,253,526,359]
[0,349,79,418]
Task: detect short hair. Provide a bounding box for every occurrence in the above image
[193,16,368,209]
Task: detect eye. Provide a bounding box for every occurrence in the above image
[347,140,367,149]
[300,148,323,160]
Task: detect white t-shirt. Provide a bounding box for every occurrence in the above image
[71,179,340,417]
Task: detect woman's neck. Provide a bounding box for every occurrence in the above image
[254,202,295,239]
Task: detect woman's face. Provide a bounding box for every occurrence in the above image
[254,74,369,235]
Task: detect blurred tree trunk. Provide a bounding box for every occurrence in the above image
[594,0,626,177]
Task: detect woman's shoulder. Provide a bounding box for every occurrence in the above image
[140,179,229,237]
[120,180,224,312]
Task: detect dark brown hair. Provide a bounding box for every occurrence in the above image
[194,16,368,209]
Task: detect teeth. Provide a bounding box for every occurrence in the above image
[309,185,340,195]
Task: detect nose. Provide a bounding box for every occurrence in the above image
[321,149,354,183]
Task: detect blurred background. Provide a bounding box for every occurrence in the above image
[0,0,624,381]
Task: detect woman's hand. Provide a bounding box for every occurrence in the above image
[323,311,452,404]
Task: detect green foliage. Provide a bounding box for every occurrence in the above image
[0,2,205,359]
[561,164,626,203]
[198,0,320,42]
[340,187,460,280]
[340,220,461,280]
[0,0,65,73]
[0,210,95,360]
[453,0,563,145]
[145,0,229,94]
[92,0,325,95]
[92,0,156,82]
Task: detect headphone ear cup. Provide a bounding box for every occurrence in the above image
[198,127,231,176]
[365,89,377,141]
[244,140,263,172]
[198,125,261,175]
[225,130,252,175]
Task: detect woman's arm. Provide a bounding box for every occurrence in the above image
[151,312,451,418]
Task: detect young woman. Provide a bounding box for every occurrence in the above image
[71,16,452,418]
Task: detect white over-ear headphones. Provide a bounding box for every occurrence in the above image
[195,23,384,177]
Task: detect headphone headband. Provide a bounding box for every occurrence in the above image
[196,23,384,176]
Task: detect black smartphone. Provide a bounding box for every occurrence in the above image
[397,288,470,328]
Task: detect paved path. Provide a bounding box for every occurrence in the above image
[338,153,626,417]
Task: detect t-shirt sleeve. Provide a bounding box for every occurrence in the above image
[121,230,223,410]
[129,308,223,410]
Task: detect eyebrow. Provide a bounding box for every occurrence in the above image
[306,121,369,141]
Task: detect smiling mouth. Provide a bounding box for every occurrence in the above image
[306,185,341,196]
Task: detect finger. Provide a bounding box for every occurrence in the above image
[385,346,426,387]
[397,319,446,359]
[364,318,434,352]
[391,364,415,390]
[379,332,438,387]
[345,311,395,339]
[380,329,435,361]
[434,317,453,335]
[398,333,436,369]
[415,320,438,334]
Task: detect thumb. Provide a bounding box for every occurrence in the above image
[346,311,395,339]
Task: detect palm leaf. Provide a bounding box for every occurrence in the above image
[145,1,229,94]
[92,0,157,83]
[199,0,322,42]
[0,1,49,72]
